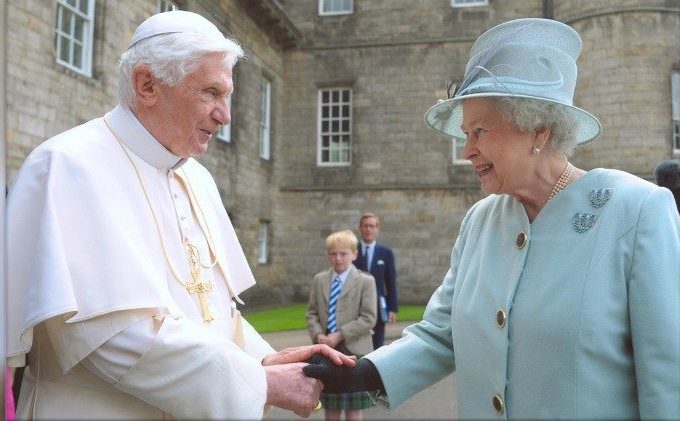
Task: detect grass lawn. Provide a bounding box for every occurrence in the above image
[243,303,426,333]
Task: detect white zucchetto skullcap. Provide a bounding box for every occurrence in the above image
[128,10,224,49]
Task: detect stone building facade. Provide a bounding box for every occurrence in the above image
[4,0,301,305]
[4,0,680,307]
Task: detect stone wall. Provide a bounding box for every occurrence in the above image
[5,0,288,289]
[188,0,287,286]
[554,2,680,175]
[6,0,140,180]
[245,187,483,306]
[259,0,544,306]
[6,0,680,308]
[248,0,679,307]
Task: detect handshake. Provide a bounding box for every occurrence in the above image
[304,353,382,393]
[262,344,382,417]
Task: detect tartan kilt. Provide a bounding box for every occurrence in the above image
[320,391,374,410]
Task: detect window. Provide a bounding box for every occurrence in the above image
[452,138,468,164]
[216,124,231,143]
[319,0,353,15]
[318,88,352,165]
[216,94,232,143]
[451,0,488,7]
[157,0,178,12]
[672,70,680,151]
[55,0,95,76]
[259,79,271,160]
[257,221,270,264]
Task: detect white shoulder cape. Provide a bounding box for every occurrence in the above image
[6,110,256,363]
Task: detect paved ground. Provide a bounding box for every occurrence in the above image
[261,322,457,420]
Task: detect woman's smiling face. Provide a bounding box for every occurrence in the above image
[461,97,535,196]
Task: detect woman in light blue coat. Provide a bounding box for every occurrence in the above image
[304,18,680,419]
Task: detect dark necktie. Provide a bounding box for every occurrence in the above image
[366,245,372,271]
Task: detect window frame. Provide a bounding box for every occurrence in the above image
[216,94,232,143]
[257,220,270,264]
[259,78,271,160]
[157,0,179,12]
[451,137,469,165]
[55,0,95,77]
[318,0,354,16]
[451,0,488,8]
[672,70,680,153]
[317,87,352,166]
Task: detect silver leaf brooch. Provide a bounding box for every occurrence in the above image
[572,187,612,233]
[572,212,598,233]
[588,188,612,208]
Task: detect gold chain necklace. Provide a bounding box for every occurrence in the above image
[548,162,573,201]
[175,167,219,269]
[104,117,218,322]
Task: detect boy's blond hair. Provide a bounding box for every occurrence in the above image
[325,229,359,252]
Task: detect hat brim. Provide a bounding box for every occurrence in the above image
[424,92,602,146]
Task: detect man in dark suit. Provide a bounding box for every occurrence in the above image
[354,212,398,349]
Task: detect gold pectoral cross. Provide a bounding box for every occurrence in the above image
[185,243,215,323]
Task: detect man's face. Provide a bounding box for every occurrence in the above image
[154,52,232,158]
[326,244,357,274]
[359,217,379,243]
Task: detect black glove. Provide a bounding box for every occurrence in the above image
[303,354,384,394]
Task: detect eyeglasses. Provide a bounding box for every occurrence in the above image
[360,224,378,229]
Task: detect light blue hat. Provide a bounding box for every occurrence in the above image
[424,18,601,145]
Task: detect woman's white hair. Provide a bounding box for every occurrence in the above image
[118,32,244,108]
[496,97,580,156]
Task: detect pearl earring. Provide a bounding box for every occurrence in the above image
[532,146,540,154]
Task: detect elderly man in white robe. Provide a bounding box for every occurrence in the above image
[6,11,354,420]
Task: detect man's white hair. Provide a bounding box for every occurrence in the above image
[118,32,244,108]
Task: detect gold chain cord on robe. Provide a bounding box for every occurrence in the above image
[103,117,221,323]
[175,167,220,269]
[171,171,245,308]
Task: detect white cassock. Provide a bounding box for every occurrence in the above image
[6,105,276,419]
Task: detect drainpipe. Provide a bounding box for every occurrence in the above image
[543,0,554,19]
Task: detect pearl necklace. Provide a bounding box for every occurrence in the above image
[547,162,573,201]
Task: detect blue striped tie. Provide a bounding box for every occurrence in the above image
[327,276,342,332]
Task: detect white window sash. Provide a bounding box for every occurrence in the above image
[216,94,232,142]
[257,221,269,264]
[55,0,95,77]
[451,0,488,8]
[157,0,178,12]
[452,138,469,164]
[672,71,680,151]
[216,125,231,142]
[319,0,354,16]
[317,88,352,166]
[259,80,271,160]
[672,71,680,121]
